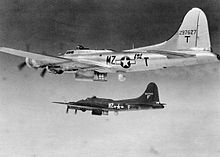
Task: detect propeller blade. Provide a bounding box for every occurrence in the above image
[40,68,47,77]
[18,62,26,70]
[75,109,77,114]
[66,106,69,114]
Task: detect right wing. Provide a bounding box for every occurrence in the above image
[70,58,112,69]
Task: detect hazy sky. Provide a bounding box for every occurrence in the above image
[0,0,220,157]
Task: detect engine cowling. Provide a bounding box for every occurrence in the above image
[46,66,64,74]
[25,58,40,68]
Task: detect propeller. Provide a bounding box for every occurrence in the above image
[18,62,26,70]
[17,43,30,71]
[40,68,47,77]
[66,106,69,114]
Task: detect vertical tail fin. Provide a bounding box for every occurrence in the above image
[164,7,211,51]
[125,8,211,52]
[137,82,159,103]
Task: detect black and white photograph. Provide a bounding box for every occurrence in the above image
[0,0,220,156]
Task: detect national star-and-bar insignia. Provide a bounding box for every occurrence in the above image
[115,56,136,68]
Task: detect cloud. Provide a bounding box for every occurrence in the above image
[149,146,159,155]
[2,76,7,81]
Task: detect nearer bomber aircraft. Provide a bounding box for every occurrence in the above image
[53,82,166,116]
[0,8,219,81]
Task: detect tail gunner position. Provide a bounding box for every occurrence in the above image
[53,82,166,116]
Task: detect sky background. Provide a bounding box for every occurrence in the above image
[0,0,220,157]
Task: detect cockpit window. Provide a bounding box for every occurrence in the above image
[65,50,74,54]
[85,96,96,100]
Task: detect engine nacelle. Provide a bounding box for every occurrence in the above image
[46,66,64,74]
[91,109,108,116]
[25,58,40,68]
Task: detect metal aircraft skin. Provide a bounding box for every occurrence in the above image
[53,82,166,116]
[0,8,219,81]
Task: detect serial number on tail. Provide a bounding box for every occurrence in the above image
[179,30,197,35]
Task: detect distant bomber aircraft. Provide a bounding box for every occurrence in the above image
[53,82,166,116]
[0,8,219,81]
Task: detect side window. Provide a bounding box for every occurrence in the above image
[66,50,74,54]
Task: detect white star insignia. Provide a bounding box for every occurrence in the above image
[121,57,130,67]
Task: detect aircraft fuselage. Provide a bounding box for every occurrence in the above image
[59,50,218,73]
[70,97,164,112]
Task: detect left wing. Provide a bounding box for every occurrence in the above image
[0,47,71,63]
[0,47,113,71]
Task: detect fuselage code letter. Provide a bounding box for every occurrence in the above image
[106,56,116,64]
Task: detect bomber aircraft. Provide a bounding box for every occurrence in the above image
[0,8,219,81]
[53,82,166,116]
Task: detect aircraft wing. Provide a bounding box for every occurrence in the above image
[0,47,113,71]
[70,58,112,69]
[53,102,116,111]
[0,47,71,63]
